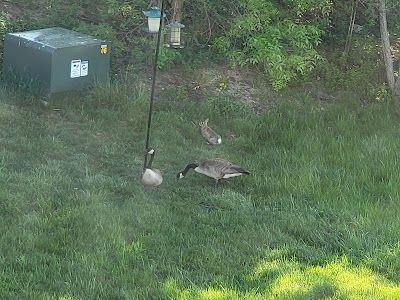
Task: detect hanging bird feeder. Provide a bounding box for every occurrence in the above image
[143,6,165,33]
[167,21,185,48]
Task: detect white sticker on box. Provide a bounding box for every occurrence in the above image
[70,59,81,78]
[81,61,89,77]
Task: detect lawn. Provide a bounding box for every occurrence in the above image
[1,75,400,299]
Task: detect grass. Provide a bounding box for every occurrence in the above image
[1,75,400,299]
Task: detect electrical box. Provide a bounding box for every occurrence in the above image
[3,27,110,96]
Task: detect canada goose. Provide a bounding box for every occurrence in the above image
[177,158,250,185]
[141,148,163,187]
[199,119,222,145]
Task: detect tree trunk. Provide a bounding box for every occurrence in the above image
[344,0,358,56]
[378,0,400,101]
[170,0,184,21]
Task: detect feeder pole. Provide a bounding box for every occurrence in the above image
[143,0,165,171]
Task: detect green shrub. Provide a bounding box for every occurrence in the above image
[104,0,146,34]
[157,47,183,70]
[313,35,384,97]
[74,23,125,58]
[211,0,332,90]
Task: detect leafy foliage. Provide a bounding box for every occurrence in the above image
[328,0,400,39]
[157,47,183,70]
[1,0,400,91]
[209,0,332,90]
[315,35,383,90]
[45,0,146,55]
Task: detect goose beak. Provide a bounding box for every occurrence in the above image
[177,173,184,180]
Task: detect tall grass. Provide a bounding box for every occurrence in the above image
[0,78,400,299]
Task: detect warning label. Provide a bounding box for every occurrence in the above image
[81,61,89,77]
[70,59,89,78]
[70,60,81,78]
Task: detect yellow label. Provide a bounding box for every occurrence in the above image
[100,45,108,54]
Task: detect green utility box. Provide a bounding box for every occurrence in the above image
[3,27,110,96]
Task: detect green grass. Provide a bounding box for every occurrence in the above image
[1,77,400,299]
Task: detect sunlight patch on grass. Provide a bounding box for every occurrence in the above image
[164,279,242,300]
[165,257,400,299]
[198,288,239,300]
[263,257,400,299]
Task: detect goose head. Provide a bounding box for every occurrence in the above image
[177,163,199,180]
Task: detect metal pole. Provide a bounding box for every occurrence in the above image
[143,0,165,171]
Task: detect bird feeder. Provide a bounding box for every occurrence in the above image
[143,6,165,33]
[167,21,185,48]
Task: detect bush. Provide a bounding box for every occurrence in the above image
[313,35,384,98]
[210,0,332,90]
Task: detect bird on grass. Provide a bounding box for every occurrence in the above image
[177,158,250,185]
[141,148,163,187]
[199,119,222,145]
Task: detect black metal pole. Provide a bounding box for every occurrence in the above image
[143,0,165,171]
